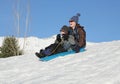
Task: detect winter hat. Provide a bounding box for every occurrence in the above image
[69,13,80,23]
[60,25,69,34]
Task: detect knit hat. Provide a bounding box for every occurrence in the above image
[60,25,69,34]
[69,13,80,23]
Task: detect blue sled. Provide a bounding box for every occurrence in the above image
[40,48,85,61]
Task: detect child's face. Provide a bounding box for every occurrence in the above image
[60,31,65,35]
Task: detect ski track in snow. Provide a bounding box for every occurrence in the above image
[0,36,120,84]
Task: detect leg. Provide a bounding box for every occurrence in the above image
[35,49,46,58]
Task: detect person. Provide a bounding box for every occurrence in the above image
[68,13,86,53]
[35,25,76,58]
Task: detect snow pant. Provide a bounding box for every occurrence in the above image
[39,43,67,57]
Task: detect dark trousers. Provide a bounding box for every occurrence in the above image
[40,43,67,57]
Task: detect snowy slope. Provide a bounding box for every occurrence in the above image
[0,36,120,84]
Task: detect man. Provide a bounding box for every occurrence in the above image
[68,13,86,53]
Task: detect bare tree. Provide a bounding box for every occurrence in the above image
[14,0,20,38]
[23,0,31,51]
[13,0,20,55]
[13,0,31,54]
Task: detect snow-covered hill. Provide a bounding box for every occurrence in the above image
[0,36,120,84]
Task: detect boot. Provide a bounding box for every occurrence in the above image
[35,52,45,58]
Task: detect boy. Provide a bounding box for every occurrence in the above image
[35,25,75,58]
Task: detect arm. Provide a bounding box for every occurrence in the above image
[68,35,75,45]
[78,27,86,48]
[55,34,62,44]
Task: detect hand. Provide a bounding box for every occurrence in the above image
[71,44,80,53]
[56,34,62,42]
[62,34,68,41]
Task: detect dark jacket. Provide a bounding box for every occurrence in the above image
[69,24,86,48]
[55,34,75,51]
[39,34,75,57]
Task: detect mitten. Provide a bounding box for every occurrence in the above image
[56,34,62,42]
[62,34,69,41]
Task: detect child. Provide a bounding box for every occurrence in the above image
[35,25,75,58]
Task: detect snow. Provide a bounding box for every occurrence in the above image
[0,36,120,84]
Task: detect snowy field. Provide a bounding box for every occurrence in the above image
[0,36,120,84]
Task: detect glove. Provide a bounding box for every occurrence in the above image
[56,34,62,42]
[62,34,69,41]
[71,44,80,53]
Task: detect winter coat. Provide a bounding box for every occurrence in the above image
[55,34,75,51]
[69,24,86,48]
[38,34,75,58]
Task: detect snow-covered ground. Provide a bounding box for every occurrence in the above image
[0,36,120,84]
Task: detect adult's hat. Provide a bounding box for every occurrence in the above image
[69,13,80,23]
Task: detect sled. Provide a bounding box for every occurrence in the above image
[40,48,85,61]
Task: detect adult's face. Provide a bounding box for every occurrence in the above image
[69,21,76,28]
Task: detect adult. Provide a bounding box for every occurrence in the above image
[68,13,86,53]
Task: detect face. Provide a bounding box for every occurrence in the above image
[69,21,76,28]
[60,31,65,35]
